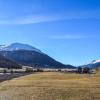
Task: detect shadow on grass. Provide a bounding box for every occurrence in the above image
[0,72,34,83]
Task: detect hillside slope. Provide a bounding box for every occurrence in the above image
[0,43,75,68]
[0,50,74,68]
[0,54,21,69]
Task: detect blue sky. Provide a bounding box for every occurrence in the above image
[0,0,100,66]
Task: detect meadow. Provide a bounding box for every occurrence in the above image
[0,72,100,100]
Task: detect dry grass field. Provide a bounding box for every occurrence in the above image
[0,72,100,100]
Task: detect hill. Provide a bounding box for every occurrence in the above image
[0,43,75,69]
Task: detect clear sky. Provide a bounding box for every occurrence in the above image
[0,0,100,66]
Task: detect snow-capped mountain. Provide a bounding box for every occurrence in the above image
[0,43,75,68]
[81,60,100,69]
[0,45,7,50]
[0,43,42,53]
[91,60,100,64]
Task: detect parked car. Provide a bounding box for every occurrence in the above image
[89,69,96,74]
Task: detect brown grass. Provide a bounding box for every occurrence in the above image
[0,72,100,100]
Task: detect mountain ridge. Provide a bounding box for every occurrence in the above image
[0,43,42,54]
[80,59,100,69]
[0,43,75,69]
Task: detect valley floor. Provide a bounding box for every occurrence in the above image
[0,72,100,100]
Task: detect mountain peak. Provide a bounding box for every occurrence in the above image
[92,60,100,64]
[0,43,42,53]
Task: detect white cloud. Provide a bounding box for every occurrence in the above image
[16,15,62,24]
[50,34,89,40]
[0,10,100,25]
[0,14,62,25]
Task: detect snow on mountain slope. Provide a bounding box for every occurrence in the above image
[80,59,100,69]
[0,45,7,50]
[0,43,42,53]
[92,60,100,64]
